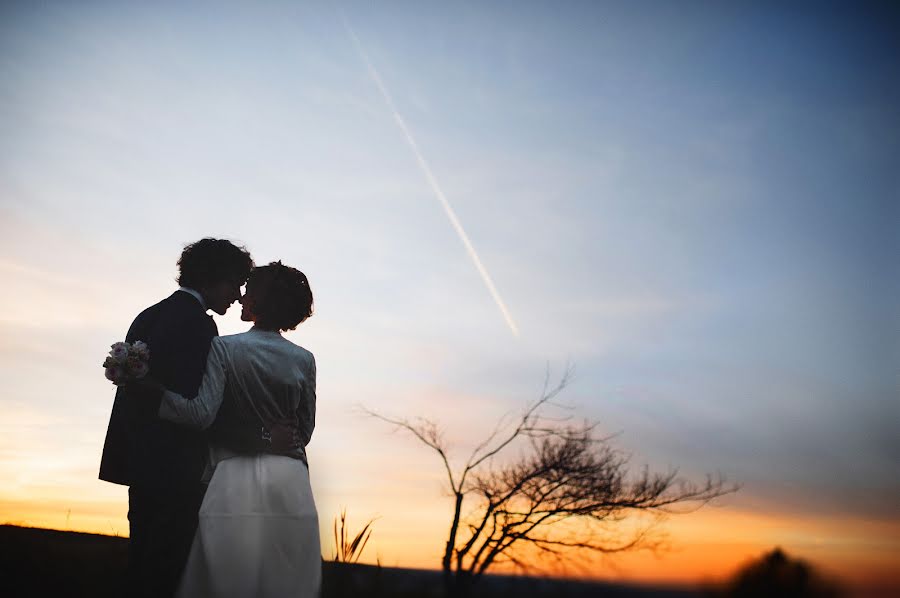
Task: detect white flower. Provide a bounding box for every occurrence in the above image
[130,341,150,360]
[110,342,129,362]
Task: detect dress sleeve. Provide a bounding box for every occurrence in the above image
[296,353,317,447]
[158,338,227,430]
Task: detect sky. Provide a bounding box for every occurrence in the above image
[1,0,898,593]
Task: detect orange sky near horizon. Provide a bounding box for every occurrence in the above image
[1,359,898,596]
[3,488,898,595]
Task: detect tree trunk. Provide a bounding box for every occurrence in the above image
[442,492,465,594]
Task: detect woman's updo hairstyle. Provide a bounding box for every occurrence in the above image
[247,261,314,331]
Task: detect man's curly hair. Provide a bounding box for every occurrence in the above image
[177,238,254,289]
[247,262,314,331]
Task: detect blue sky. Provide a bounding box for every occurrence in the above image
[1,0,897,581]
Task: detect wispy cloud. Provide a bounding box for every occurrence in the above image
[341,11,519,337]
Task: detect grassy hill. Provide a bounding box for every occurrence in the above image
[0,524,701,597]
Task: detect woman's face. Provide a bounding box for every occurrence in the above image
[239,285,257,322]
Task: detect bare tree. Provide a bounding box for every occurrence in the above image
[366,367,738,596]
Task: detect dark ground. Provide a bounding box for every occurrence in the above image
[0,524,703,597]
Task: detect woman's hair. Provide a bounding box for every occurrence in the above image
[177,238,254,289]
[247,261,314,331]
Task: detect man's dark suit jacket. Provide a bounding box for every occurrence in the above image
[99,291,217,492]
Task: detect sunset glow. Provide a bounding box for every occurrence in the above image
[1,1,897,596]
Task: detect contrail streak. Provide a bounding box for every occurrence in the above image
[341,14,519,337]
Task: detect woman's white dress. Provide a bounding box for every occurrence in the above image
[158,327,320,598]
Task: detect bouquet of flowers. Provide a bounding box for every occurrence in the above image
[103,341,150,385]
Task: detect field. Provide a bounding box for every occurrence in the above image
[0,525,703,597]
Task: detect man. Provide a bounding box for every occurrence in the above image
[99,238,274,598]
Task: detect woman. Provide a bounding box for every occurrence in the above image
[155,261,320,598]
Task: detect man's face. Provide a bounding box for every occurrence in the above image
[202,276,244,316]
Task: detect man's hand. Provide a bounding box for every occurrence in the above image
[266,417,301,453]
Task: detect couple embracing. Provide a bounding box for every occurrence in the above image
[99,238,321,598]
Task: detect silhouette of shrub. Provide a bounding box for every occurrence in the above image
[716,547,844,598]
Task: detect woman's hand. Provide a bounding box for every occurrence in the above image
[266,417,301,452]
